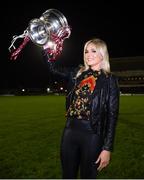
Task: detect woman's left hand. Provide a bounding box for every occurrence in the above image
[95,150,111,171]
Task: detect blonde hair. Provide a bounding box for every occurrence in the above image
[76,38,110,77]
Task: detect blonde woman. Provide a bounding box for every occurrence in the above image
[43,38,119,179]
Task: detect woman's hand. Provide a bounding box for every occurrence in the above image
[95,150,111,171]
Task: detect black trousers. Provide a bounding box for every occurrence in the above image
[60,118,103,179]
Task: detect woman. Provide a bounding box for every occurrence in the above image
[43,38,119,179]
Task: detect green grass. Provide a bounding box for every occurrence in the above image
[0,95,144,178]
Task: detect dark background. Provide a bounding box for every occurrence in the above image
[0,1,144,89]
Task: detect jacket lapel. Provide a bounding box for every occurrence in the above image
[92,72,107,97]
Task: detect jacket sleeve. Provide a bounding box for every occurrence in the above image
[42,50,76,81]
[102,75,120,152]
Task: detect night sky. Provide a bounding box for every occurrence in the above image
[0,1,144,89]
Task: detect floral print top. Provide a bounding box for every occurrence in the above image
[66,69,101,120]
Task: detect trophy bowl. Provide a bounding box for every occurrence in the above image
[28,9,71,46]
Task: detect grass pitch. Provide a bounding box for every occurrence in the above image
[0,95,144,178]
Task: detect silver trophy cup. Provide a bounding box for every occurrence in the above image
[9,9,71,60]
[28,9,71,46]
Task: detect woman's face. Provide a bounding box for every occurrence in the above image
[85,43,103,70]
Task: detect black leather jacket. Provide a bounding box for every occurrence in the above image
[46,60,120,152]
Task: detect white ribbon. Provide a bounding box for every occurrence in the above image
[8,29,28,52]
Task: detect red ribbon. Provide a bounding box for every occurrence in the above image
[10,36,30,60]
